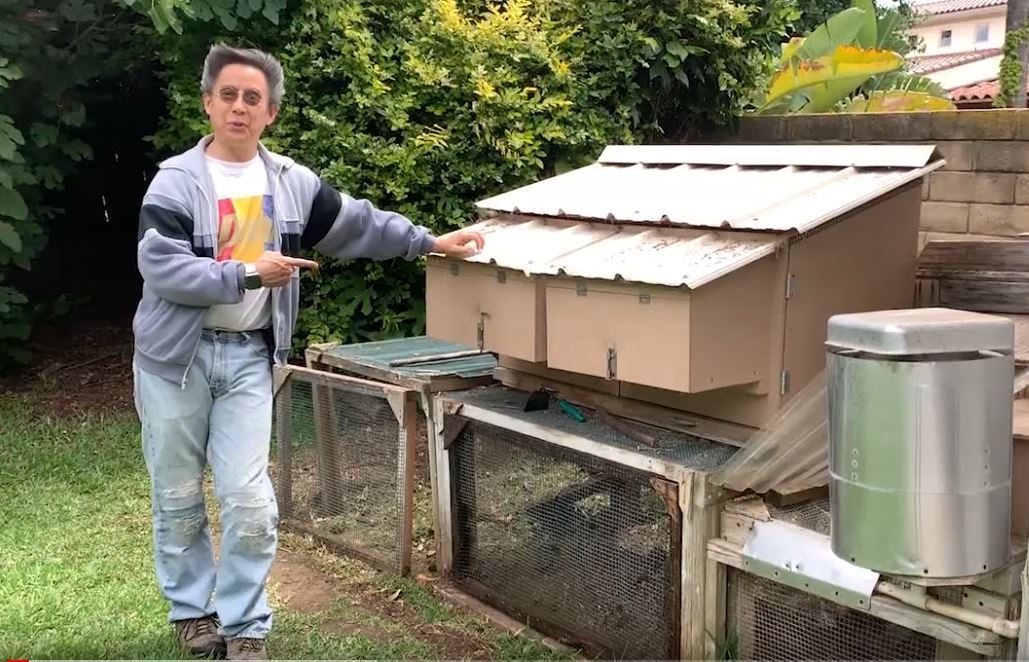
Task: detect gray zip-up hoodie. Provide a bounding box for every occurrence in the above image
[133,135,436,386]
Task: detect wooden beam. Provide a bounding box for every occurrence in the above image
[681,474,717,661]
[1017,560,1029,660]
[704,556,728,662]
[446,397,693,481]
[285,363,410,399]
[938,279,1029,315]
[494,366,753,448]
[917,240,1029,275]
[432,397,455,575]
[398,391,417,576]
[767,485,829,507]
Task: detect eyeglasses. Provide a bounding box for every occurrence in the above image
[217,87,264,107]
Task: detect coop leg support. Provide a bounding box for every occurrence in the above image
[1018,559,1029,659]
[877,582,1020,639]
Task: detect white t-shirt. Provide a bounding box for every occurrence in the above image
[203,154,273,331]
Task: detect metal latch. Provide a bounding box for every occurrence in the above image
[576,282,588,297]
[639,293,651,304]
[607,348,617,379]
[450,262,460,276]
[496,270,506,284]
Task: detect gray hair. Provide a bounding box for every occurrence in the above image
[201,43,285,109]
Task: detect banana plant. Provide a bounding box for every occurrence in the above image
[750,0,954,114]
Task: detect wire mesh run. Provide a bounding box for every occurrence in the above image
[448,419,683,660]
[272,368,415,574]
[766,496,831,535]
[726,569,937,661]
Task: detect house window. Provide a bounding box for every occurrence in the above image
[940,29,952,47]
[976,24,990,43]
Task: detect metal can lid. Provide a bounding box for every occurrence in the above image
[826,308,1014,355]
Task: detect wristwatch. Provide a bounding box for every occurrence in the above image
[244,265,262,290]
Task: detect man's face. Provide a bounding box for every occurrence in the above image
[203,63,278,151]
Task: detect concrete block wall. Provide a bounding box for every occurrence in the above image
[729,109,1029,249]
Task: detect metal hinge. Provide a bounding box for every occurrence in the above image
[786,274,797,300]
[639,293,651,304]
[780,369,791,396]
[607,348,617,379]
[450,262,460,276]
[477,319,484,350]
[577,282,588,297]
[496,269,506,284]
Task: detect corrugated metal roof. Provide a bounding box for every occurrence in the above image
[906,48,1001,75]
[475,145,943,234]
[321,336,497,380]
[913,0,1005,16]
[460,216,781,289]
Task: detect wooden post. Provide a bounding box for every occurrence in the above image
[433,396,455,574]
[306,354,342,516]
[275,378,293,518]
[705,557,727,660]
[1017,557,1029,659]
[681,472,717,661]
[397,391,418,575]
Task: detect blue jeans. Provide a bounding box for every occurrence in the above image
[132,329,277,639]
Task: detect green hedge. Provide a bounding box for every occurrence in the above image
[154,0,796,351]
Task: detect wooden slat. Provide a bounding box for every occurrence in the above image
[938,279,1029,315]
[917,240,1029,275]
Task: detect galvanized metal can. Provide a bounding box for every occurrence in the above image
[827,308,1014,578]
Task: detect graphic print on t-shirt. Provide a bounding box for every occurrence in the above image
[214,195,274,263]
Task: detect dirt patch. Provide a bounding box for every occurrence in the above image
[269,550,340,614]
[318,614,393,641]
[343,579,494,660]
[1,315,135,417]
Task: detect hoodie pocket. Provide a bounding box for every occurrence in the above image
[133,291,205,365]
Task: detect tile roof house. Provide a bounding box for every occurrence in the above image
[905,0,1012,104]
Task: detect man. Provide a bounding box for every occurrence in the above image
[132,43,484,660]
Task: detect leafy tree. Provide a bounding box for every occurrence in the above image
[750,0,952,114]
[0,0,284,370]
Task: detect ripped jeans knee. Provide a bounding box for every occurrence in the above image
[155,479,209,545]
[220,484,278,552]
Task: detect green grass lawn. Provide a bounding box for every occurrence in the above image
[0,397,573,660]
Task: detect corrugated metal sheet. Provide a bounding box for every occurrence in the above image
[322,336,496,379]
[461,216,781,289]
[475,145,943,235]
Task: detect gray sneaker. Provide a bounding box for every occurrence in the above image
[227,637,268,661]
[174,615,226,658]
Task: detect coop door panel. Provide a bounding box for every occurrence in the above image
[448,417,681,660]
[272,366,417,574]
[726,568,936,661]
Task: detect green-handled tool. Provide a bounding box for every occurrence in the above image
[556,398,586,422]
